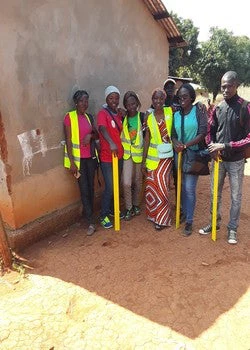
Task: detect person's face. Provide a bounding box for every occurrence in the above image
[164,82,175,98]
[76,95,89,114]
[221,77,238,100]
[152,91,165,110]
[178,88,192,110]
[106,93,120,112]
[125,96,138,116]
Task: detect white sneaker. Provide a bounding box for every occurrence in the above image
[199,223,220,235]
[87,224,96,236]
[227,229,237,244]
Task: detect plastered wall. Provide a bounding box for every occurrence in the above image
[0,0,169,229]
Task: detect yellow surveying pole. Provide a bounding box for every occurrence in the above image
[176,152,182,229]
[211,158,220,241]
[112,153,120,231]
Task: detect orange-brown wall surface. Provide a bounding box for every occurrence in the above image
[0,0,169,236]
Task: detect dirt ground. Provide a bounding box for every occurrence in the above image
[1,163,250,349]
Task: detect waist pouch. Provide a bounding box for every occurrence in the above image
[157,143,173,159]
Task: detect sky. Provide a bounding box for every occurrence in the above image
[162,0,250,42]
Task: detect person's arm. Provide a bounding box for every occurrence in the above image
[171,114,185,153]
[230,133,250,148]
[172,128,185,153]
[141,127,150,175]
[97,110,118,155]
[64,123,78,175]
[98,125,118,155]
[209,103,250,152]
[229,103,250,149]
[141,115,150,174]
[185,103,207,148]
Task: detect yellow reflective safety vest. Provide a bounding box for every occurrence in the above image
[121,112,143,163]
[146,107,173,170]
[64,110,92,170]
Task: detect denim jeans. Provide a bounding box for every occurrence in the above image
[100,159,123,219]
[78,158,98,224]
[210,159,245,230]
[182,173,199,224]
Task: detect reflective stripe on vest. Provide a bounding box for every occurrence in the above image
[64,111,91,169]
[121,112,143,163]
[146,107,173,170]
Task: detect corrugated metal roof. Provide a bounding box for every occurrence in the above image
[142,0,187,47]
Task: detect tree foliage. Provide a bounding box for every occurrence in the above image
[169,13,200,81]
[197,28,250,99]
[169,15,250,100]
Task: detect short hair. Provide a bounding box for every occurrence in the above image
[123,91,141,109]
[73,90,89,104]
[222,71,240,86]
[151,88,167,100]
[177,83,196,103]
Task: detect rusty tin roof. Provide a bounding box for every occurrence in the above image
[142,0,187,47]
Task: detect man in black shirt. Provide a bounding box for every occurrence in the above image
[199,71,250,244]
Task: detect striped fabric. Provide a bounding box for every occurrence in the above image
[145,119,173,227]
[145,158,172,227]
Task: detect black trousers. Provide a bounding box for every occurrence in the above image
[78,158,97,224]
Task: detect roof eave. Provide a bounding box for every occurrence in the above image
[142,0,188,48]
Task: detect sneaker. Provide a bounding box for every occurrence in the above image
[133,205,141,216]
[100,216,113,229]
[227,229,237,244]
[87,224,96,236]
[109,211,125,220]
[183,222,192,236]
[124,208,134,221]
[199,223,220,235]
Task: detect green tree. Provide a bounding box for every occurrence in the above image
[197,27,250,100]
[169,13,200,81]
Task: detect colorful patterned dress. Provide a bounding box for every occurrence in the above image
[145,119,173,227]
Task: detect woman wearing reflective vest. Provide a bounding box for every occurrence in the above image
[121,91,145,221]
[64,90,99,236]
[97,86,124,229]
[142,88,173,231]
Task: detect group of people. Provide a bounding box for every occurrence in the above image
[64,70,250,245]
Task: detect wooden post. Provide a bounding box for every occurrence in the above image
[0,213,12,269]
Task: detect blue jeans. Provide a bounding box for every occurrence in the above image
[182,173,199,224]
[100,159,123,219]
[210,159,245,230]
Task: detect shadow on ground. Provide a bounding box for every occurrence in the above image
[22,175,250,339]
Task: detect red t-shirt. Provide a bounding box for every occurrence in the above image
[97,108,123,162]
[64,112,92,158]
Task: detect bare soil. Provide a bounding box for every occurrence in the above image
[19,169,250,340]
